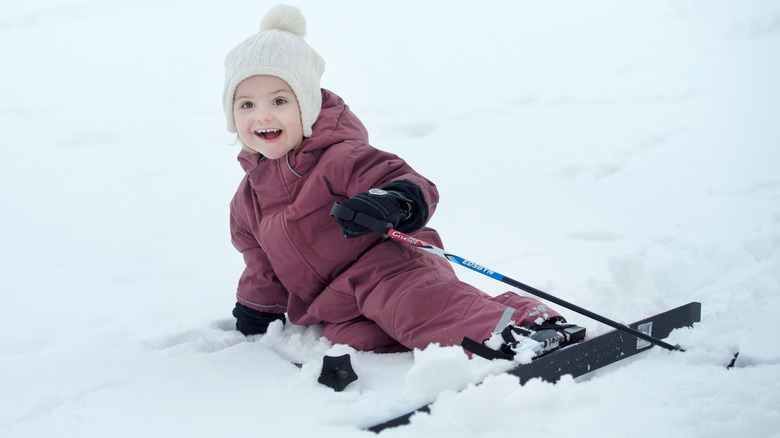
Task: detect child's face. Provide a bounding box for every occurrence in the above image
[233,75,304,159]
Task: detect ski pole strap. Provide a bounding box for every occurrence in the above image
[330,202,393,237]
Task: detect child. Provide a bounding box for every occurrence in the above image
[224,5,583,357]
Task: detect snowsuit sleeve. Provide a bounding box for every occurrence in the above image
[339,143,439,225]
[230,177,288,314]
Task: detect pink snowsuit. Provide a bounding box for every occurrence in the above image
[230,89,563,353]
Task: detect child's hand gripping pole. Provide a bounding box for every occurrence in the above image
[330,201,684,353]
[330,201,395,238]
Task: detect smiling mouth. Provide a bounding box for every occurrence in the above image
[255,129,282,141]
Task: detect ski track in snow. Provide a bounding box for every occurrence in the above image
[2,1,780,437]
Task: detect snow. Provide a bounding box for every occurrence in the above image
[1,0,779,436]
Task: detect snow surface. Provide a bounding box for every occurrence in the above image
[2,1,780,437]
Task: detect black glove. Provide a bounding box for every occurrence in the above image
[233,302,286,336]
[332,181,429,238]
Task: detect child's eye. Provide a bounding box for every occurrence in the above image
[273,98,287,106]
[240,101,254,109]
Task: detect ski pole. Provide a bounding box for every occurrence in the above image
[329,203,683,352]
[385,228,682,352]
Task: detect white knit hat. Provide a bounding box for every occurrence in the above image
[223,5,325,137]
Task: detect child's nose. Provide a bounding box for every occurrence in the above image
[256,110,273,122]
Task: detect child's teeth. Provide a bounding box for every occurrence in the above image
[256,128,282,140]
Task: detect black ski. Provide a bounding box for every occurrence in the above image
[367,301,702,433]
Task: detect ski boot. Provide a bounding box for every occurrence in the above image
[463,321,586,361]
[496,322,586,358]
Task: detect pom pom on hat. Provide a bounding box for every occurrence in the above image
[260,4,307,36]
[223,5,325,137]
